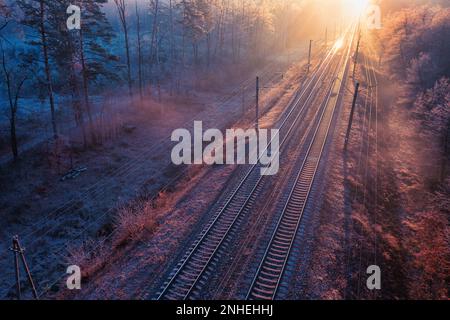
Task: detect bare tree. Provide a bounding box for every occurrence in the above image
[38,0,57,139]
[149,0,160,75]
[114,0,133,97]
[1,42,28,161]
[135,0,143,100]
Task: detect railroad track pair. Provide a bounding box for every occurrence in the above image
[247,30,356,299]
[156,33,354,300]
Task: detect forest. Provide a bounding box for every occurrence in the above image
[379,4,450,181]
[359,1,450,298]
[0,0,315,160]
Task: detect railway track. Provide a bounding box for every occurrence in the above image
[211,54,344,300]
[354,38,379,300]
[156,44,341,300]
[246,27,356,300]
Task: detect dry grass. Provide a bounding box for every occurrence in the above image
[66,199,163,280]
[66,240,108,280]
[65,163,206,282]
[112,201,161,249]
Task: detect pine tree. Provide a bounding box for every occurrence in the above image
[178,0,213,64]
[42,0,88,145]
[43,0,117,146]
[75,0,118,140]
[114,0,133,97]
[17,0,58,139]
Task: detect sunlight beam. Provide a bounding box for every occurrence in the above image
[333,38,344,50]
[344,0,370,17]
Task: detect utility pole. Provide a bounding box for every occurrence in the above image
[307,40,313,73]
[13,237,21,300]
[352,33,361,81]
[344,82,360,150]
[255,76,259,132]
[325,27,328,48]
[10,235,38,300]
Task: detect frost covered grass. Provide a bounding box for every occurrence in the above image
[66,163,206,281]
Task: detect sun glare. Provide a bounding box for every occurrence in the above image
[334,38,344,50]
[345,0,370,16]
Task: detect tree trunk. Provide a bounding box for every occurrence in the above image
[124,23,132,97]
[169,0,175,93]
[231,11,237,62]
[206,33,211,68]
[68,35,87,147]
[441,121,450,182]
[136,1,143,100]
[193,42,199,65]
[10,111,18,161]
[79,28,95,142]
[39,0,57,139]
[169,0,175,64]
[115,1,133,97]
[149,0,160,81]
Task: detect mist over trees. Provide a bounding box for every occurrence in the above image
[371,3,450,299]
[0,0,307,160]
[1,43,31,160]
[378,4,450,182]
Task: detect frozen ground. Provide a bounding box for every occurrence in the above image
[49,53,310,300]
[0,48,307,298]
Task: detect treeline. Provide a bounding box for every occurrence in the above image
[375,4,450,299]
[0,0,305,160]
[379,4,450,183]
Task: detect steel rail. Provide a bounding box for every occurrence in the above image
[156,46,339,300]
[246,26,356,300]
